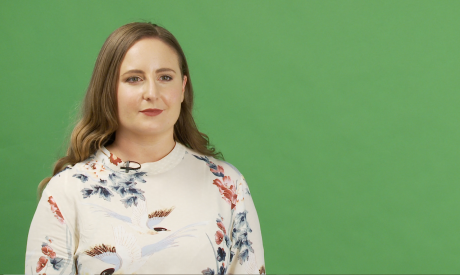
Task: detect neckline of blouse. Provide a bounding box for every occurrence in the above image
[97,142,187,176]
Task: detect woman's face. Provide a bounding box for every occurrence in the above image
[116,38,187,140]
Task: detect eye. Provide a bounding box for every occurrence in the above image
[126,76,142,83]
[159,75,172,81]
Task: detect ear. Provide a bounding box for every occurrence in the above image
[181,75,187,102]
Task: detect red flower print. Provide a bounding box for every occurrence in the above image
[48,196,65,224]
[222,176,232,186]
[41,245,56,259]
[213,178,237,210]
[210,165,224,176]
[217,221,226,234]
[36,256,48,272]
[110,153,122,165]
[215,230,224,245]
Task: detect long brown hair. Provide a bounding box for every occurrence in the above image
[38,22,222,198]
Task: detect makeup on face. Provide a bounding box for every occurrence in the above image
[140,108,163,116]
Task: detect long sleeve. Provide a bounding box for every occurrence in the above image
[227,175,265,274]
[25,171,77,274]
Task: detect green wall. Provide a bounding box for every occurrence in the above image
[2,1,460,273]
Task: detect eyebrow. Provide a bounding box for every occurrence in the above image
[120,68,176,76]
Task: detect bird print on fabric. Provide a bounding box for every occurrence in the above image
[82,200,174,235]
[85,222,207,274]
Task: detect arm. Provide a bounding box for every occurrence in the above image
[25,173,77,274]
[227,175,266,274]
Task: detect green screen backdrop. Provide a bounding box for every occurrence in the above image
[2,1,460,273]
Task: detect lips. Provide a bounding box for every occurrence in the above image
[140,108,163,116]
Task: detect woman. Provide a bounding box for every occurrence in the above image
[25,22,265,274]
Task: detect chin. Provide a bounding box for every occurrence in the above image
[137,127,174,137]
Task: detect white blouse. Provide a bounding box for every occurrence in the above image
[25,143,265,274]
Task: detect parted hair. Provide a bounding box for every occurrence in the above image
[38,22,222,198]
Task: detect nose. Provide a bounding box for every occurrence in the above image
[143,80,159,100]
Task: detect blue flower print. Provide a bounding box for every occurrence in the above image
[239,249,250,264]
[229,251,234,263]
[234,228,254,264]
[121,195,141,208]
[50,257,64,270]
[73,174,88,183]
[218,263,226,275]
[110,179,145,199]
[234,211,251,230]
[130,171,148,182]
[201,267,215,275]
[107,171,147,184]
[192,155,224,177]
[81,185,114,201]
[78,171,148,207]
[216,247,226,262]
[224,235,231,248]
[232,211,255,265]
[109,173,146,207]
[234,228,253,249]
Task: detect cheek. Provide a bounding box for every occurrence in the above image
[163,89,184,108]
[117,89,139,116]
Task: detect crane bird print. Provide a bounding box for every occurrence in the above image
[85,222,207,274]
[82,200,174,234]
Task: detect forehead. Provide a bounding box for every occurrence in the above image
[120,38,180,72]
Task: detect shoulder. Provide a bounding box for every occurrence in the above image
[184,146,244,180]
[45,165,74,193]
[44,152,102,196]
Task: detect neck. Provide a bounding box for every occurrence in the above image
[106,130,176,164]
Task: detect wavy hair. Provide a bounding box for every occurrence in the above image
[38,22,222,198]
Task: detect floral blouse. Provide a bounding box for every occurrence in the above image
[25,143,265,274]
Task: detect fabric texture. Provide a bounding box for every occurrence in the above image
[25,143,265,274]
